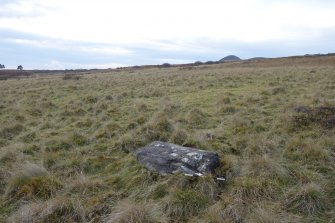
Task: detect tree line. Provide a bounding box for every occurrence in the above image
[0,64,24,70]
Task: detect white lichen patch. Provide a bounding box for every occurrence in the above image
[187,152,198,156]
[170,153,178,157]
[181,157,189,163]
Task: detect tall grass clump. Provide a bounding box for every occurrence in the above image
[0,123,24,140]
[104,199,168,223]
[7,196,86,223]
[169,127,188,145]
[164,189,210,221]
[4,162,62,201]
[284,183,328,215]
[186,108,207,128]
[142,111,174,141]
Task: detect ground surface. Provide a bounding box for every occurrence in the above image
[1,56,335,222]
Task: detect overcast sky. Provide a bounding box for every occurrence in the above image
[1,0,335,69]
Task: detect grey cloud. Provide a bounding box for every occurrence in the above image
[1,26,335,69]
[0,28,136,69]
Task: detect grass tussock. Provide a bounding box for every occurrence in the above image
[45,139,71,152]
[0,123,24,140]
[186,108,208,128]
[62,73,82,80]
[104,199,168,223]
[164,189,210,221]
[4,162,62,201]
[284,183,328,215]
[242,155,291,183]
[169,127,189,145]
[292,105,335,129]
[7,196,86,223]
[114,132,146,153]
[205,201,246,223]
[229,176,276,202]
[284,136,330,164]
[0,147,20,166]
[142,111,174,141]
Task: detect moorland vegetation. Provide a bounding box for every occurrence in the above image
[0,56,335,222]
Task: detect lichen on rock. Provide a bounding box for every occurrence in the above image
[136,141,220,176]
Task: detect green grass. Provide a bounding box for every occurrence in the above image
[0,57,335,222]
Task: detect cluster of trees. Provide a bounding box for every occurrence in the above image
[0,64,23,70]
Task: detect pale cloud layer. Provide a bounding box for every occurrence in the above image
[0,0,335,69]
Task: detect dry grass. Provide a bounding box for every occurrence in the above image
[1,56,335,222]
[284,183,328,215]
[7,196,86,223]
[103,199,168,223]
[4,162,62,201]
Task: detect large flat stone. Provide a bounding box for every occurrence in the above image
[136,141,220,175]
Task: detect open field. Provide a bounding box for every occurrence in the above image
[1,56,335,222]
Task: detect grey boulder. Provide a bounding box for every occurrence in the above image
[136,141,220,176]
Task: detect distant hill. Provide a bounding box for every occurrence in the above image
[219,55,241,62]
